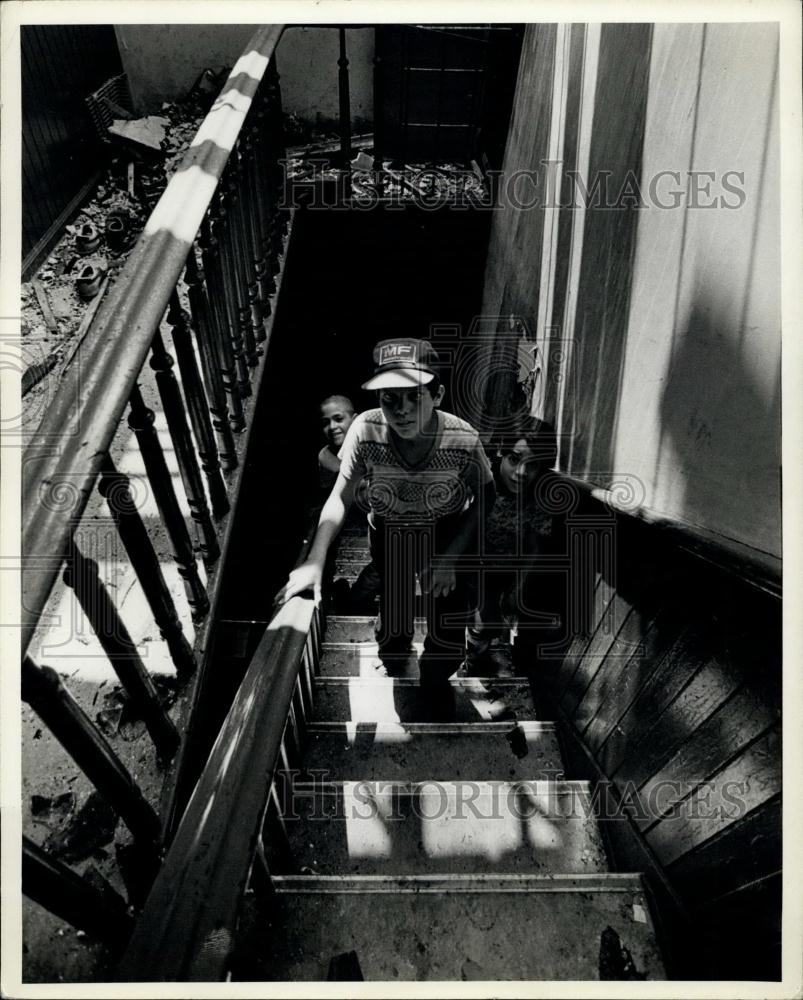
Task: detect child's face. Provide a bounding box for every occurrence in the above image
[377,384,444,440]
[499,438,538,494]
[320,401,355,449]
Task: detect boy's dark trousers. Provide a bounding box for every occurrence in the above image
[467,562,567,673]
[369,517,471,684]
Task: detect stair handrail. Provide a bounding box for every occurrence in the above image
[116,515,321,981]
[20,24,285,658]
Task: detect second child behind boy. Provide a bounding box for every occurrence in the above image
[281,339,495,688]
[466,416,562,674]
[318,394,380,614]
[319,395,356,494]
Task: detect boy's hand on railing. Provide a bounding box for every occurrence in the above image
[420,563,456,598]
[275,561,323,607]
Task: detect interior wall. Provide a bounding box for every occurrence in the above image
[475,24,556,433]
[478,23,783,977]
[114,25,374,127]
[611,23,781,559]
[481,21,781,562]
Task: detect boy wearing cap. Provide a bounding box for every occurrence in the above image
[279,338,495,687]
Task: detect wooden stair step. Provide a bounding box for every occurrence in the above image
[270,779,608,876]
[311,677,537,723]
[320,640,518,678]
[324,616,426,643]
[300,721,564,781]
[236,873,666,981]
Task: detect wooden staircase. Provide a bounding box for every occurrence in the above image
[235,528,667,982]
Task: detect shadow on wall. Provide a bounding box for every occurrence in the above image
[658,290,781,556]
[564,23,653,481]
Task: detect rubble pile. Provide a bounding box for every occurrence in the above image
[20,99,206,420]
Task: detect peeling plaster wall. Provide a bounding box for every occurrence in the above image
[114,25,374,126]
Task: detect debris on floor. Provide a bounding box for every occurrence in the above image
[285,151,490,205]
[20,97,207,423]
[43,791,119,864]
[30,791,76,830]
[599,925,646,980]
[107,115,170,157]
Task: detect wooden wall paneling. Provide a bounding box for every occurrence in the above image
[643,727,781,867]
[572,587,665,734]
[21,25,123,260]
[636,685,779,834]
[612,651,743,795]
[538,671,702,979]
[598,619,720,778]
[582,599,688,754]
[666,794,781,907]
[553,569,611,697]
[560,589,631,717]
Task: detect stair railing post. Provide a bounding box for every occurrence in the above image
[22,656,162,847]
[98,456,197,681]
[207,188,249,404]
[149,326,220,568]
[23,836,134,948]
[265,58,288,253]
[241,122,271,338]
[183,248,239,471]
[166,289,230,519]
[224,145,260,370]
[216,171,253,397]
[338,28,352,163]
[198,212,247,433]
[372,48,385,195]
[127,383,210,622]
[254,90,279,292]
[62,539,180,759]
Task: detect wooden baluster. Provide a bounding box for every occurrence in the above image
[184,247,239,471]
[150,327,219,568]
[310,608,322,670]
[373,50,385,196]
[338,28,352,163]
[62,540,180,759]
[249,837,274,897]
[292,681,307,748]
[23,836,134,947]
[260,783,294,876]
[217,169,253,396]
[22,656,161,847]
[231,137,265,358]
[299,643,314,717]
[254,90,279,292]
[241,122,271,338]
[208,187,248,398]
[127,383,209,621]
[224,147,260,370]
[199,211,246,433]
[98,457,196,680]
[265,58,288,256]
[167,289,230,518]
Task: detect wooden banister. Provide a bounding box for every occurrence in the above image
[116,507,321,980]
[116,592,318,981]
[21,24,285,658]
